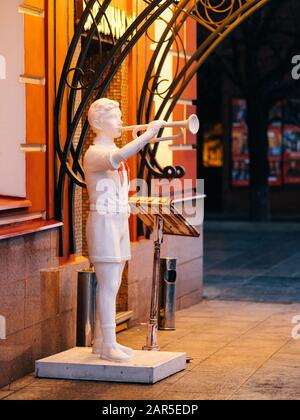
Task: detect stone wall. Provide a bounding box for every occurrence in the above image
[128,227,204,325]
[0,228,89,388]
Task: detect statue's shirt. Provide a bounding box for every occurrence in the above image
[84,143,130,215]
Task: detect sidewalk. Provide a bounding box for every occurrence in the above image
[204,228,300,303]
[1,300,300,400]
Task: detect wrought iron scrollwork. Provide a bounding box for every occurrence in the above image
[54,0,270,255]
[55,0,176,254]
[192,0,250,30]
[137,0,270,188]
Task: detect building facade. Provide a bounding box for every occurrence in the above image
[0,0,203,387]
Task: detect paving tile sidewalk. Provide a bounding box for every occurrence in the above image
[1,300,300,400]
[204,229,300,303]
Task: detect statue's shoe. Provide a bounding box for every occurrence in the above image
[116,343,134,356]
[100,344,132,363]
[93,341,134,357]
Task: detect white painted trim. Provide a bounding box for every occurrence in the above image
[0,212,45,227]
[18,4,45,18]
[20,144,47,153]
[19,74,46,85]
[177,99,194,106]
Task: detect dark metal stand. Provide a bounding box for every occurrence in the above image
[143,215,164,351]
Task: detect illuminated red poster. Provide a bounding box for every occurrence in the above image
[268,124,283,156]
[232,124,248,156]
[231,99,249,187]
[283,125,300,156]
[284,159,300,184]
[269,156,283,186]
[232,99,283,187]
[268,124,283,186]
[232,99,247,124]
[232,157,250,187]
[232,123,250,187]
[283,124,300,184]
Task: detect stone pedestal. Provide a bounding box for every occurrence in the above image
[36,347,187,384]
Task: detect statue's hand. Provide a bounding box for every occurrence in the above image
[146,120,165,138]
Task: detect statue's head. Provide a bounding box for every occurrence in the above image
[88,98,123,139]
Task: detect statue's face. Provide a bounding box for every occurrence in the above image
[99,107,123,139]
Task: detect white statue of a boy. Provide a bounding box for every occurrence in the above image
[84,98,163,363]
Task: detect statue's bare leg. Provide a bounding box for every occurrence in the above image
[93,262,133,362]
[116,262,134,357]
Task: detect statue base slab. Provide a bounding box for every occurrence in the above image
[35,347,187,384]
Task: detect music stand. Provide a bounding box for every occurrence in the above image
[129,196,200,351]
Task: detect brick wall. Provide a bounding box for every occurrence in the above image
[0,230,89,388]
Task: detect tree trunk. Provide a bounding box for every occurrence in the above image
[247,97,270,221]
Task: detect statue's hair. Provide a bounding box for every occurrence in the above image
[88,98,120,132]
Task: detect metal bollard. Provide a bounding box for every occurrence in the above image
[158,258,177,331]
[76,269,97,347]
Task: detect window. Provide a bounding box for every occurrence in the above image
[0,1,26,198]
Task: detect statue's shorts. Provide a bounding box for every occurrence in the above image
[86,212,131,263]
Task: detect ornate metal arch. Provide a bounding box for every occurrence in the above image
[54,0,269,255]
[137,0,270,185]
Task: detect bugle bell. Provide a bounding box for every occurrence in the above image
[122,114,200,143]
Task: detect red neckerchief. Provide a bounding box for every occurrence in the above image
[118,161,130,186]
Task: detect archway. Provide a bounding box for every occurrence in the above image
[54,0,269,255]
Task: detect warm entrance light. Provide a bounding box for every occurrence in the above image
[83,2,136,40]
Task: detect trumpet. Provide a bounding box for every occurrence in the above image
[122,114,200,143]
